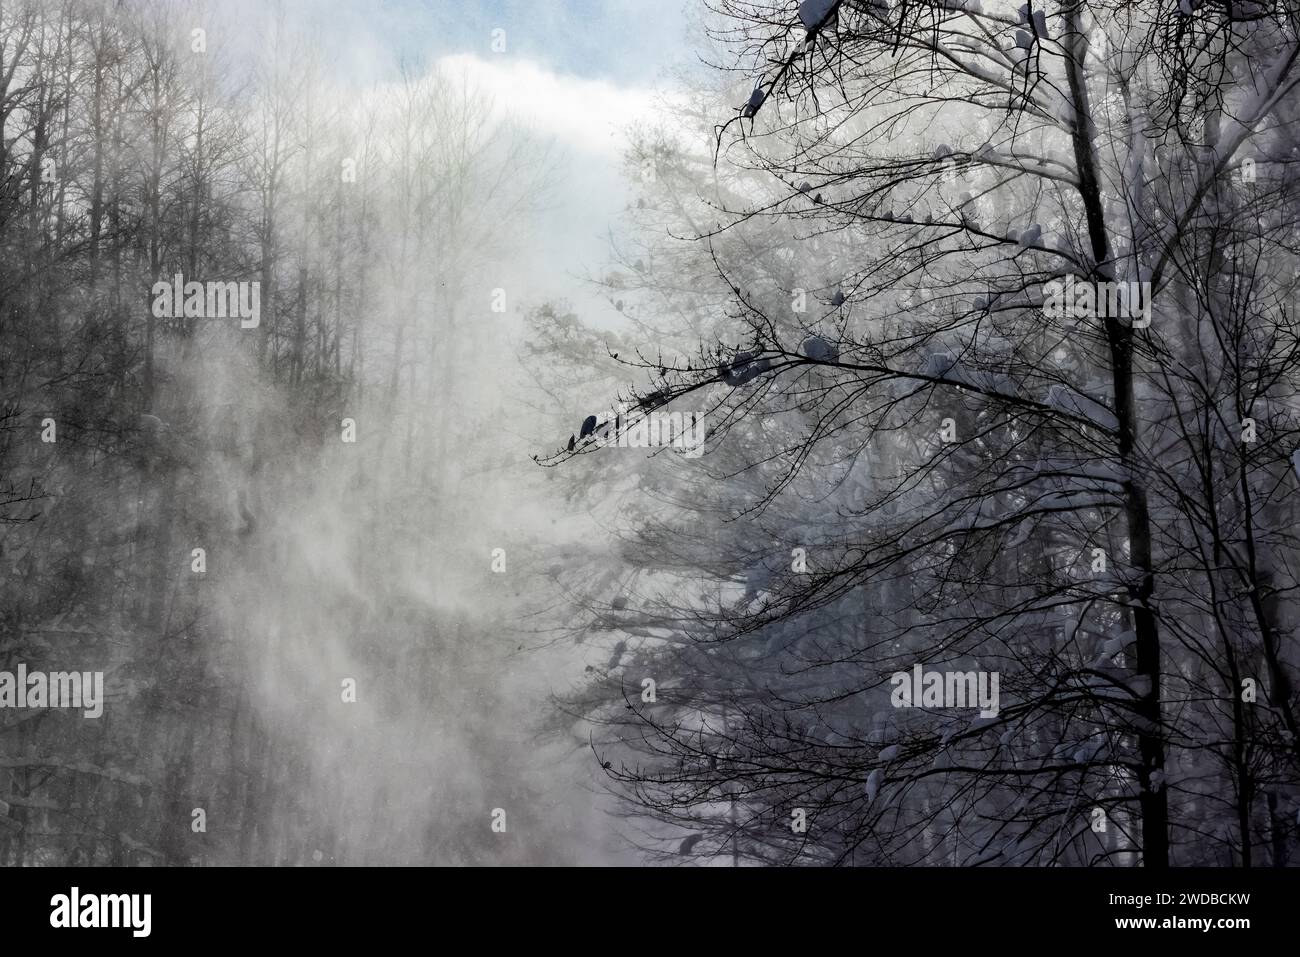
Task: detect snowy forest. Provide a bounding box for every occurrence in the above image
[1,0,1299,868]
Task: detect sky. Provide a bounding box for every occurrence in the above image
[218,0,695,319]
[218,0,690,84]
[363,0,690,86]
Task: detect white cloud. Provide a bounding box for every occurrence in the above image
[432,53,679,322]
[436,53,658,157]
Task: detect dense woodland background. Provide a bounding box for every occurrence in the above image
[2,0,1299,866]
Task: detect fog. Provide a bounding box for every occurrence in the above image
[3,0,1299,869]
[0,0,672,866]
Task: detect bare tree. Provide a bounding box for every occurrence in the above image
[552,0,1300,866]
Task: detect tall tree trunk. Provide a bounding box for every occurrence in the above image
[1063,12,1168,868]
